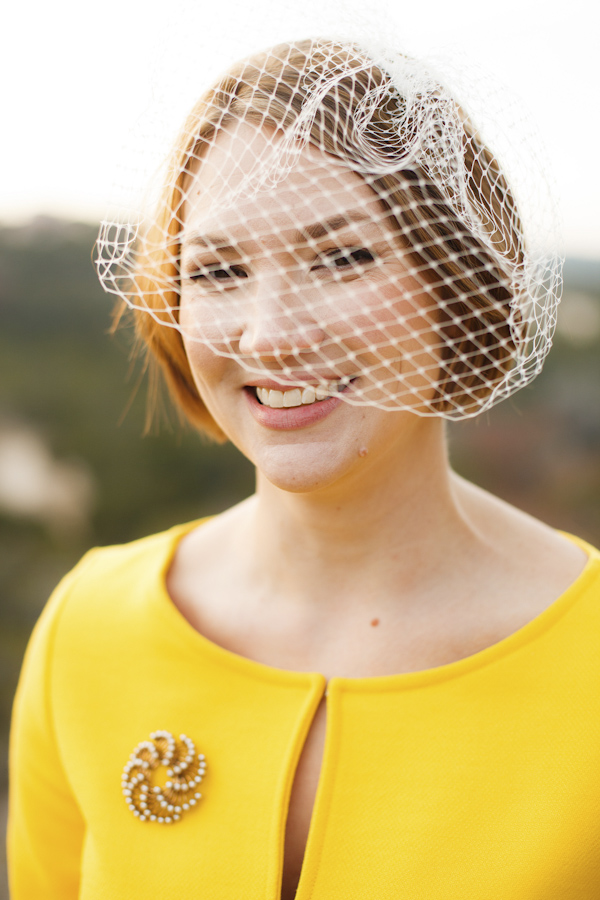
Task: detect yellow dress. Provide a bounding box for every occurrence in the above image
[8,520,600,898]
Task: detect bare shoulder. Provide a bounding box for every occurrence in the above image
[165,497,256,629]
[452,473,589,602]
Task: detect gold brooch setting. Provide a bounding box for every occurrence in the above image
[122,730,206,823]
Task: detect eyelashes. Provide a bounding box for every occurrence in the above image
[187,264,248,285]
[184,247,377,288]
[313,247,375,271]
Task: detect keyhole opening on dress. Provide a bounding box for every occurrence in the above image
[280,694,328,900]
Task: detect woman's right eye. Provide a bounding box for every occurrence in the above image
[187,264,248,284]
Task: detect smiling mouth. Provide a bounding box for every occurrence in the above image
[252,379,356,409]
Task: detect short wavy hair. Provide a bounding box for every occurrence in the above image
[117,39,524,440]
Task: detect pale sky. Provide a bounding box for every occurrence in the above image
[2,0,599,258]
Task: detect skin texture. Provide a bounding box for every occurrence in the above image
[166,125,587,900]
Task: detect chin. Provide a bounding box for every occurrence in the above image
[253,441,358,494]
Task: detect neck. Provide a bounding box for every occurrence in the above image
[244,418,468,611]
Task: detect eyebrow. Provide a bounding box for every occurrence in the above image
[181,209,376,252]
[302,211,373,241]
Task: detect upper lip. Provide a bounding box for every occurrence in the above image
[244,376,356,390]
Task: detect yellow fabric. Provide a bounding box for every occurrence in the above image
[8,520,600,898]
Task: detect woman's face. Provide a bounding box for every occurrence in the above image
[179,123,441,492]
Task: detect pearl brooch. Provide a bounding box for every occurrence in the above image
[122,730,206,824]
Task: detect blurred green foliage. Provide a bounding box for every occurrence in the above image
[0,218,598,790]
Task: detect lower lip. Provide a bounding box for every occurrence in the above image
[244,387,347,430]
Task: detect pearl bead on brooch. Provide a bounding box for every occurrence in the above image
[122,730,207,824]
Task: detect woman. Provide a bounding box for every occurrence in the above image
[9,39,600,899]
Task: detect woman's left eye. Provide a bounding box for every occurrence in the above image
[313,248,375,272]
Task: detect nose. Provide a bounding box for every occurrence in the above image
[237,267,327,359]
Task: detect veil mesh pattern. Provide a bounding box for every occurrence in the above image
[96,39,561,419]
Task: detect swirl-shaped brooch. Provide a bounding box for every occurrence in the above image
[122,730,207,823]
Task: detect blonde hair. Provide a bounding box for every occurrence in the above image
[122,40,524,439]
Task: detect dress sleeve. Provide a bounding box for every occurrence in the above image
[7,567,86,898]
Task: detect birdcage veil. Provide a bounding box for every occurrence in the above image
[95,18,561,421]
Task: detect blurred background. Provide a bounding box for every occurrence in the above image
[1,0,598,894]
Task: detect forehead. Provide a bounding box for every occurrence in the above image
[182,122,384,244]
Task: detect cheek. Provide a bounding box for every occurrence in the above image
[182,335,228,395]
[180,296,240,350]
[326,276,441,409]
[330,275,439,358]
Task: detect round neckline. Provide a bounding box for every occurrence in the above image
[151,517,599,692]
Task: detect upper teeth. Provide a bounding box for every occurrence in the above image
[256,381,348,408]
